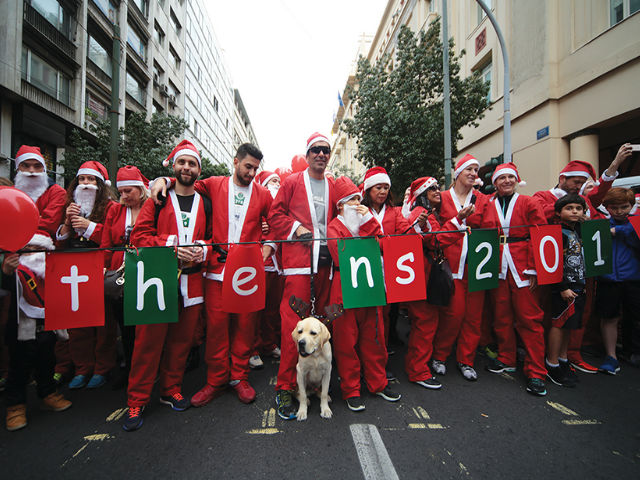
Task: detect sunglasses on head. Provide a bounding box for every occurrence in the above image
[309,146,331,155]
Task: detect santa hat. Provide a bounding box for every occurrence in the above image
[77,161,110,186]
[27,233,54,251]
[559,160,596,180]
[453,154,480,179]
[408,177,438,206]
[363,166,391,192]
[491,163,526,187]
[163,140,201,168]
[254,170,280,187]
[306,132,330,153]
[14,145,46,169]
[334,176,361,206]
[116,165,149,189]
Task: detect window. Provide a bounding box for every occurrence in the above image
[477,0,492,25]
[21,46,71,105]
[152,100,163,114]
[167,80,178,98]
[126,71,146,105]
[213,96,219,112]
[194,120,200,138]
[480,61,492,104]
[154,21,165,46]
[131,0,148,17]
[127,25,146,60]
[428,0,436,13]
[92,0,117,24]
[30,0,71,37]
[88,35,112,77]
[170,8,182,35]
[610,0,640,25]
[86,92,108,119]
[169,44,181,70]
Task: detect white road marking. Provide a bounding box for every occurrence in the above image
[350,424,399,480]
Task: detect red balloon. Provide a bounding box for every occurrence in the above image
[291,155,308,173]
[275,167,293,183]
[0,186,40,252]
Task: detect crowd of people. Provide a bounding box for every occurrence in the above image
[0,135,638,433]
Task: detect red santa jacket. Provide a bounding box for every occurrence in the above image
[57,200,117,248]
[482,193,547,288]
[131,191,210,306]
[16,265,45,319]
[101,203,135,270]
[327,212,382,304]
[268,170,337,275]
[438,188,490,280]
[34,183,67,240]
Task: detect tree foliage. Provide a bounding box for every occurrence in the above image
[343,18,490,195]
[62,112,229,185]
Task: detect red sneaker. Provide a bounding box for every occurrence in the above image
[191,384,225,407]
[232,380,256,404]
[569,358,598,374]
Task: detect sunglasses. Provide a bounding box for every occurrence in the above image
[427,185,440,192]
[309,146,331,155]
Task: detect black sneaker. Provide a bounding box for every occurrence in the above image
[485,358,516,374]
[122,406,144,432]
[160,392,191,411]
[526,377,547,396]
[375,386,401,402]
[346,396,366,412]
[414,377,442,390]
[275,389,297,420]
[559,360,579,384]
[386,370,397,382]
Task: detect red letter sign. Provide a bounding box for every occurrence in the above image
[530,225,563,285]
[380,235,426,303]
[221,244,266,313]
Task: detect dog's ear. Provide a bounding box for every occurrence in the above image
[319,322,331,346]
[291,321,301,342]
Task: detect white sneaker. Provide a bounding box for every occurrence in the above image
[249,355,264,369]
[269,347,281,359]
[458,363,478,381]
[431,359,446,375]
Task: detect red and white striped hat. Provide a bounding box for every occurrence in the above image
[14,145,46,169]
[306,132,330,153]
[559,160,596,180]
[453,154,480,179]
[491,162,526,187]
[334,176,361,206]
[77,161,110,186]
[116,165,149,189]
[254,170,280,187]
[163,139,201,168]
[408,177,438,206]
[27,232,54,250]
[363,166,391,192]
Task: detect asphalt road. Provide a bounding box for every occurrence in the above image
[1,335,639,480]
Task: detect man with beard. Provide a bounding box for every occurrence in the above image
[2,234,72,431]
[151,142,273,407]
[122,140,210,432]
[12,145,66,240]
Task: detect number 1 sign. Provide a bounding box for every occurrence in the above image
[581,219,612,277]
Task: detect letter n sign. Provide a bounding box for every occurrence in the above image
[530,225,563,285]
[338,237,386,309]
[124,248,178,325]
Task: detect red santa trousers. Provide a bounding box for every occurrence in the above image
[405,300,442,381]
[54,339,72,376]
[490,272,546,379]
[67,320,118,376]
[254,271,283,354]
[333,305,388,399]
[204,280,258,387]
[127,302,201,407]
[275,266,331,391]
[432,268,486,366]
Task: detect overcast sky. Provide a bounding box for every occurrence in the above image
[205,0,387,171]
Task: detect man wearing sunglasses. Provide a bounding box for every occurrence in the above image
[268,132,337,420]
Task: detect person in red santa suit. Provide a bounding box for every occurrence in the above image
[151,142,273,407]
[122,141,210,431]
[430,154,489,382]
[327,176,401,411]
[2,234,72,431]
[268,132,336,420]
[99,166,149,389]
[56,161,117,390]
[12,145,66,240]
[482,163,549,396]
[249,171,283,370]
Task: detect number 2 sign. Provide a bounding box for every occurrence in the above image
[467,229,500,292]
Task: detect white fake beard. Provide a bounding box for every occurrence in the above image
[342,205,361,236]
[74,184,98,217]
[401,201,411,219]
[19,252,46,279]
[14,171,49,202]
[267,184,280,199]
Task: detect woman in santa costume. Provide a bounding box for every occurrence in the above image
[430,154,490,381]
[483,163,549,396]
[99,166,149,388]
[56,161,117,390]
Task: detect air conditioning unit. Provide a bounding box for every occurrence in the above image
[168,94,176,106]
[153,73,160,86]
[159,84,169,97]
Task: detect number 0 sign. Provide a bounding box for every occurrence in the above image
[467,229,500,292]
[530,225,563,285]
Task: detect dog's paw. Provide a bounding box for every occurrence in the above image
[296,409,308,421]
[320,407,333,419]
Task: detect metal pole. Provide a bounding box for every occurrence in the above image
[476,0,511,163]
[108,24,121,182]
[442,0,452,186]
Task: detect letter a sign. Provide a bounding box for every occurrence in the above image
[530,225,563,285]
[338,237,386,309]
[380,235,426,303]
[124,248,178,325]
[222,244,265,313]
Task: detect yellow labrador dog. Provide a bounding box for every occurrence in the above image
[292,317,332,421]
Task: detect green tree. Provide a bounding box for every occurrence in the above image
[343,18,490,195]
[62,112,229,184]
[331,164,362,186]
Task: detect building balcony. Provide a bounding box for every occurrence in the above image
[21,80,75,124]
[86,59,112,93]
[23,2,77,63]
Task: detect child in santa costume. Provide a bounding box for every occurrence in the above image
[122,141,210,431]
[2,234,72,431]
[56,161,118,390]
[328,176,401,411]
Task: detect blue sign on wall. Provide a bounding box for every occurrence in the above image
[537,126,549,140]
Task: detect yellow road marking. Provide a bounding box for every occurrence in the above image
[106,408,127,422]
[414,406,431,420]
[83,433,112,441]
[459,462,470,475]
[562,419,600,425]
[268,408,276,427]
[427,423,444,429]
[60,443,89,468]
[408,423,426,429]
[547,401,579,416]
[246,428,280,434]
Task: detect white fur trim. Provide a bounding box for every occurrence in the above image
[28,233,54,250]
[412,178,438,199]
[492,167,518,184]
[559,171,590,178]
[260,173,279,187]
[363,172,391,191]
[337,192,361,206]
[601,170,619,182]
[117,180,146,188]
[454,158,479,179]
[15,152,45,167]
[77,167,105,182]
[306,134,330,152]
[171,148,201,166]
[83,221,97,239]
